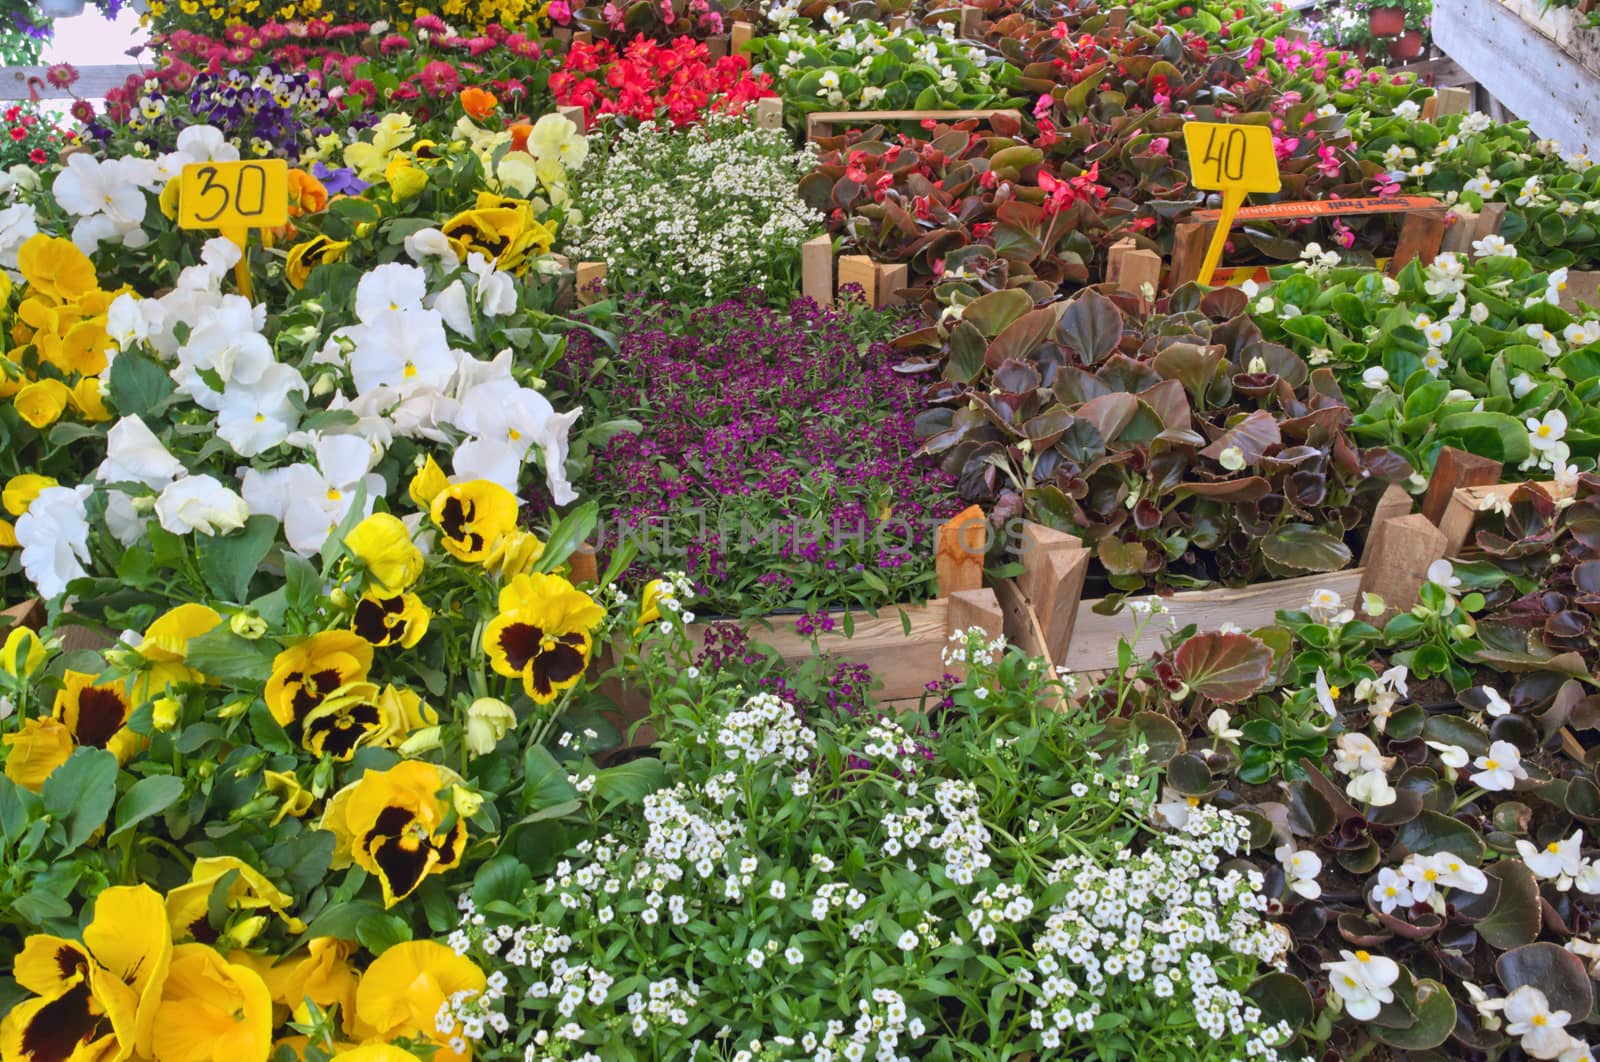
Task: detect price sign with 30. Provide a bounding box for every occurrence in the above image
[1181,122,1280,194]
[178,159,289,231]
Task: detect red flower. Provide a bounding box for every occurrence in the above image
[45,62,77,89]
[29,148,46,165]
[9,127,26,142]
[414,13,447,32]
[70,100,94,123]
[419,61,461,97]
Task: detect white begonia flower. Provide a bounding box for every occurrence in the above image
[1512,372,1538,399]
[1370,867,1414,913]
[1362,366,1390,389]
[1425,740,1470,769]
[1471,740,1528,791]
[1153,786,1200,829]
[1502,985,1574,1059]
[97,415,186,489]
[1529,410,1569,453]
[1347,769,1397,807]
[1334,733,1391,777]
[1314,667,1341,718]
[1472,233,1516,258]
[1394,100,1421,120]
[1422,349,1448,377]
[1569,939,1600,976]
[1322,949,1399,1019]
[216,362,309,458]
[1566,320,1600,347]
[1517,830,1586,886]
[14,484,93,600]
[1482,685,1512,717]
[1206,709,1242,746]
[1433,851,1489,893]
[0,201,38,279]
[1423,320,1453,347]
[1276,843,1322,900]
[403,226,461,268]
[1217,445,1246,471]
[1528,323,1563,358]
[1427,558,1461,592]
[1471,301,1490,324]
[154,475,250,536]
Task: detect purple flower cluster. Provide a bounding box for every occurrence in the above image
[563,294,960,616]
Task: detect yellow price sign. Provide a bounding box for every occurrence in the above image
[178,159,289,230]
[177,159,288,300]
[1181,122,1281,286]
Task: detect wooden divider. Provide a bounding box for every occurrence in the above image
[805,108,1024,142]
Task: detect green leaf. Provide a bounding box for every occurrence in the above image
[1435,410,1532,464]
[472,854,533,910]
[593,758,665,806]
[1260,524,1353,573]
[183,628,278,684]
[355,912,412,956]
[110,775,185,841]
[107,349,175,419]
[521,746,580,812]
[196,515,279,604]
[41,747,118,852]
[1172,631,1273,703]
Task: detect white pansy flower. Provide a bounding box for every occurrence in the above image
[154,475,250,536]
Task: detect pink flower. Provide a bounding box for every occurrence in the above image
[419,60,461,96]
[1273,136,1299,161]
[1032,94,1052,119]
[1149,136,1170,156]
[45,62,78,88]
[1316,143,1341,178]
[549,0,573,23]
[414,14,447,32]
[1332,219,1356,248]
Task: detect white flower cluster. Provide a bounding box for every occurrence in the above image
[568,114,823,302]
[1367,850,1487,915]
[1022,805,1294,1057]
[714,690,817,765]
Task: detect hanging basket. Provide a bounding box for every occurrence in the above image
[1368,5,1406,35]
[1387,28,1424,59]
[38,0,87,15]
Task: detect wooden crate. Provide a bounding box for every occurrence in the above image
[1045,484,1456,675]
[805,108,1024,142]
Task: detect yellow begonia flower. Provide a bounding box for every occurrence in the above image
[353,941,485,1062]
[14,378,71,429]
[262,769,314,826]
[0,625,46,678]
[343,512,423,593]
[429,479,520,564]
[321,761,466,907]
[408,455,449,510]
[150,943,273,1062]
[165,856,306,946]
[2,473,58,516]
[264,937,360,1033]
[264,630,374,729]
[55,668,141,764]
[1,716,72,791]
[483,572,605,704]
[384,155,428,201]
[350,592,431,649]
[0,884,172,1060]
[285,234,350,291]
[70,375,112,421]
[526,111,589,169]
[17,234,98,304]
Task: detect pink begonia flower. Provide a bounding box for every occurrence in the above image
[1149,136,1170,156]
[1033,94,1053,119]
[1316,144,1341,178]
[1274,136,1300,161]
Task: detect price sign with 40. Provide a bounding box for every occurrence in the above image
[1180,122,1281,286]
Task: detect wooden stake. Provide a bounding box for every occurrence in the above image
[1169,221,1213,288]
[936,505,989,596]
[1432,85,1472,118]
[1107,6,1129,28]
[572,30,592,45]
[555,104,586,131]
[731,20,755,52]
[876,262,908,308]
[1439,208,1480,254]
[569,543,598,586]
[706,34,729,59]
[753,96,783,130]
[946,587,1005,644]
[1360,484,1415,565]
[836,254,878,306]
[1106,237,1162,305]
[0,598,44,631]
[1421,446,1502,525]
[575,261,607,305]
[801,234,833,305]
[1389,209,1449,274]
[1016,524,1090,665]
[889,13,907,30]
[959,5,981,37]
[1358,514,1449,618]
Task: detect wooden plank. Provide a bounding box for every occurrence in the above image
[0,598,43,630]
[0,64,140,101]
[994,577,1049,659]
[1030,542,1090,665]
[801,234,833,305]
[1061,570,1365,673]
[706,34,729,59]
[936,505,987,595]
[946,588,1005,647]
[569,543,598,586]
[1421,446,1502,524]
[1473,202,1507,241]
[959,5,982,37]
[1433,0,1600,150]
[806,108,1023,141]
[1432,85,1473,117]
[1440,209,1480,254]
[1358,514,1449,619]
[1559,270,1600,313]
